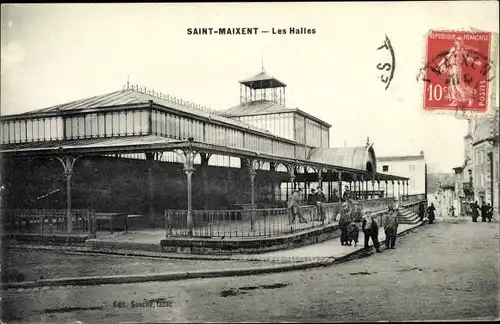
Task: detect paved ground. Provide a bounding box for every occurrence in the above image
[259,223,416,258]
[2,249,277,283]
[3,221,422,282]
[3,219,498,323]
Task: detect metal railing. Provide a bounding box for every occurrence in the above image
[400,194,427,204]
[2,209,97,238]
[164,196,404,238]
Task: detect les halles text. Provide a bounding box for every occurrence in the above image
[187,27,316,35]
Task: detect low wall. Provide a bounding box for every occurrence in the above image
[159,200,426,255]
[161,223,341,254]
[4,233,89,246]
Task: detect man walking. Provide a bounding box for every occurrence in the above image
[337,202,351,246]
[449,205,456,217]
[419,201,426,222]
[362,213,382,253]
[427,203,436,224]
[480,201,488,222]
[288,190,308,225]
[486,203,493,222]
[383,207,399,249]
[471,201,479,222]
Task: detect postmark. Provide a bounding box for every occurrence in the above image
[376,35,396,91]
[417,29,497,115]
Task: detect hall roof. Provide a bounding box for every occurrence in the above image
[224,100,331,128]
[239,71,287,89]
[307,146,377,173]
[7,87,275,137]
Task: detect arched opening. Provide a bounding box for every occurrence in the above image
[366,161,374,173]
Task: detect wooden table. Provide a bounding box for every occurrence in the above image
[95,213,128,234]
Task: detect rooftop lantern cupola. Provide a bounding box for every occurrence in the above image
[238,67,287,106]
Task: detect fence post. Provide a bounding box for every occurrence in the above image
[88,209,97,239]
[40,213,44,234]
[165,210,172,237]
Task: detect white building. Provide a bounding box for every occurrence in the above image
[376,151,427,197]
[436,177,460,217]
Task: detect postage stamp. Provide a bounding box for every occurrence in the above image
[419,29,497,115]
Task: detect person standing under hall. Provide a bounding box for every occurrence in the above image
[337,202,351,246]
[343,186,353,201]
[383,207,399,249]
[427,203,436,224]
[288,190,308,225]
[331,189,340,203]
[307,188,318,221]
[480,201,488,222]
[315,186,327,223]
[362,213,382,253]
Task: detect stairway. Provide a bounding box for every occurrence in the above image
[397,208,421,225]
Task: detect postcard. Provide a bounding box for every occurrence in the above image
[1,2,499,323]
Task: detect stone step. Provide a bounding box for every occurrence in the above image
[397,212,416,219]
[397,212,420,224]
[398,212,418,219]
[398,213,421,224]
[399,220,420,224]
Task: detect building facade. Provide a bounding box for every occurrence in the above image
[376,152,427,197]
[461,108,499,216]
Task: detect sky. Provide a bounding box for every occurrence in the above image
[1,2,499,173]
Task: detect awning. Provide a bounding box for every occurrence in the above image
[1,135,408,182]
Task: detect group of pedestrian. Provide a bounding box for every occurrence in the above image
[287,186,350,225]
[335,200,400,252]
[337,202,361,246]
[471,201,493,223]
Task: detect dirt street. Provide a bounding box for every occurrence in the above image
[2,220,499,323]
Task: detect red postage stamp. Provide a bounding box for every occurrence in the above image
[421,30,495,113]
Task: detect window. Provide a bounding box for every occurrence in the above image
[382,165,389,172]
[18,120,26,142]
[127,111,135,135]
[97,114,105,137]
[26,120,33,141]
[105,114,113,137]
[140,111,149,135]
[119,112,127,136]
